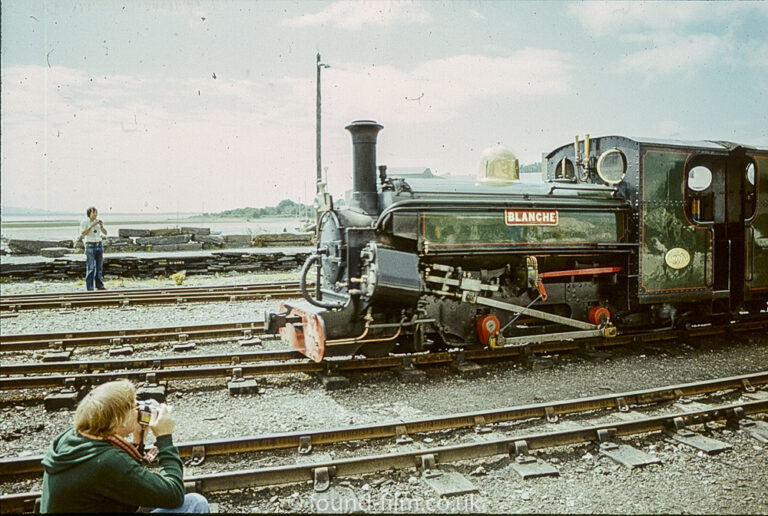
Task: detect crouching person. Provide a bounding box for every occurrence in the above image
[41,379,209,513]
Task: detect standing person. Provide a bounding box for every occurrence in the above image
[40,379,210,513]
[80,206,107,290]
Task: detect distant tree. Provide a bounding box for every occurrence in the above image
[208,200,311,219]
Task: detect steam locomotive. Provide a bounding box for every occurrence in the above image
[267,120,768,362]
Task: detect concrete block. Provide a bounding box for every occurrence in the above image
[148,228,182,236]
[396,366,426,383]
[318,373,349,390]
[44,389,85,411]
[423,472,478,497]
[8,239,73,255]
[135,234,191,245]
[42,350,72,362]
[40,247,74,258]
[181,227,211,235]
[228,377,260,395]
[109,346,134,356]
[223,234,251,243]
[118,228,151,238]
[136,384,167,403]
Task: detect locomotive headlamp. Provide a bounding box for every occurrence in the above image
[596,149,627,184]
[478,146,519,184]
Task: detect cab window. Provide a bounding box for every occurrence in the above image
[685,164,713,223]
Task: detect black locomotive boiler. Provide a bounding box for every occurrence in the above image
[268,120,768,362]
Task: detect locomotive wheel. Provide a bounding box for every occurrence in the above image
[358,341,396,358]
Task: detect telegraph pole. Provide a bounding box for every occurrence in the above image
[314,53,330,301]
[316,53,330,190]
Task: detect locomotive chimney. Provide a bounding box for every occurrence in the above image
[345,120,383,215]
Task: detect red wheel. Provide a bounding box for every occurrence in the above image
[588,306,611,325]
[476,314,500,346]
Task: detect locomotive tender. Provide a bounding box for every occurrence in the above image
[268,120,768,362]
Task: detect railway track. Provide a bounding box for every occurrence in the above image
[0,321,267,352]
[0,281,304,311]
[2,317,767,394]
[1,372,766,512]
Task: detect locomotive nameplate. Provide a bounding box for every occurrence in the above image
[505,209,559,226]
[665,248,691,270]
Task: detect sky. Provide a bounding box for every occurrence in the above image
[2,0,767,215]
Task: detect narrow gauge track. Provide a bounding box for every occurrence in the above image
[1,373,766,513]
[0,281,303,311]
[2,318,767,393]
[0,321,266,352]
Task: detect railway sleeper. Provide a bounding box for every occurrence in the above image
[416,453,479,497]
[42,350,72,362]
[43,378,85,411]
[595,428,661,469]
[136,373,167,403]
[227,367,260,395]
[741,419,768,443]
[450,351,484,378]
[508,440,559,479]
[395,356,426,383]
[665,417,732,455]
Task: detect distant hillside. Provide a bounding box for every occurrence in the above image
[196,199,312,219]
[1,205,78,216]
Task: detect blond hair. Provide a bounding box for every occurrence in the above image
[74,379,136,437]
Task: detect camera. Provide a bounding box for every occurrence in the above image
[137,399,161,425]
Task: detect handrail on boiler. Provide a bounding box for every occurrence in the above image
[548,184,619,196]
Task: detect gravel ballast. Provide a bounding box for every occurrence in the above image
[1,273,767,513]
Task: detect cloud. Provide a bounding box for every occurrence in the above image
[321,50,575,126]
[617,33,726,78]
[0,65,317,213]
[656,120,683,138]
[283,0,431,30]
[1,48,575,212]
[568,1,768,79]
[568,1,768,36]
[568,1,704,36]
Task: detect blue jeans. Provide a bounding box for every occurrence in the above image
[85,243,104,290]
[151,493,210,513]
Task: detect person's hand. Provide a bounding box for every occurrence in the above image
[149,403,176,437]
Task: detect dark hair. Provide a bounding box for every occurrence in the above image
[86,206,97,217]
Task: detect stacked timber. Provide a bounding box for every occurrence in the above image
[7,227,314,256]
[252,233,314,247]
[0,250,311,281]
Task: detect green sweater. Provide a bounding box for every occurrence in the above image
[41,428,185,513]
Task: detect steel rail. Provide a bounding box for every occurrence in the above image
[0,321,266,352]
[2,318,767,392]
[2,399,765,513]
[1,371,765,478]
[187,400,768,492]
[0,280,302,301]
[1,288,302,311]
[0,350,304,376]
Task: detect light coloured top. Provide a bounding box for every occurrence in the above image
[80,218,103,244]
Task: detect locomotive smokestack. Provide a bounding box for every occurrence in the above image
[345,120,383,215]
